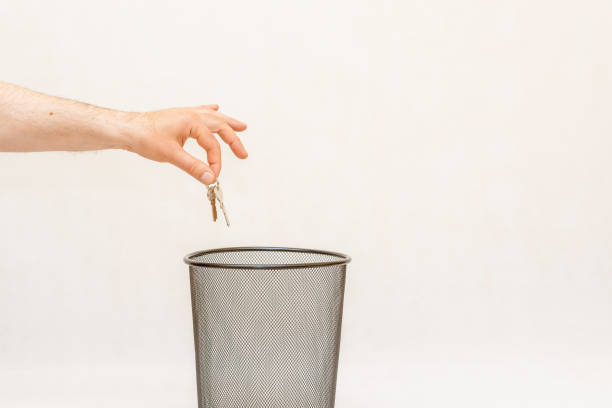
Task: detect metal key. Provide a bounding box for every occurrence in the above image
[206,184,217,221]
[213,181,230,227]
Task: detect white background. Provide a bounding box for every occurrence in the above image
[1,1,612,407]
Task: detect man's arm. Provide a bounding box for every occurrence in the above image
[0,81,248,185]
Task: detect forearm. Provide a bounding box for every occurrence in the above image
[0,81,133,152]
[0,81,247,185]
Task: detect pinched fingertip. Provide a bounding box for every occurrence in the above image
[200,171,215,185]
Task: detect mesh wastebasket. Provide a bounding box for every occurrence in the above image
[184,247,351,408]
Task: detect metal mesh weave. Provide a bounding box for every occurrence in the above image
[185,248,349,408]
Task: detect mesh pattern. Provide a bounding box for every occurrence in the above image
[188,249,347,408]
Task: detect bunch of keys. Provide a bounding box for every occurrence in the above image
[206,181,230,227]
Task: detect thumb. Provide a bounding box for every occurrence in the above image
[169,147,216,185]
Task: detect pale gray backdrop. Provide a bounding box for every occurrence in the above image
[1,1,612,407]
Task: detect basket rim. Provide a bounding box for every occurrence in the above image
[184,246,351,270]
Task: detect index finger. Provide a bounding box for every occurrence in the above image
[190,124,222,177]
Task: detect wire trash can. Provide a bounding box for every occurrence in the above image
[184,247,351,408]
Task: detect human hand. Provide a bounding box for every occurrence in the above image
[125,105,247,185]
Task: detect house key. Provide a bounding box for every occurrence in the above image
[213,181,230,227]
[206,181,229,227]
[206,184,217,221]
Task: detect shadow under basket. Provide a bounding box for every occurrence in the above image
[184,247,351,408]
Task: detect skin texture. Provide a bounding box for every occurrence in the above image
[0,81,248,185]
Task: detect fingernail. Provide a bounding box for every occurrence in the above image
[200,172,214,184]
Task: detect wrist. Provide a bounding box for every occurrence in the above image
[105,110,143,152]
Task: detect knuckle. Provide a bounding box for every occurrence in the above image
[198,135,214,149]
[205,117,222,129]
[208,148,220,159]
[184,116,199,130]
[187,110,201,122]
